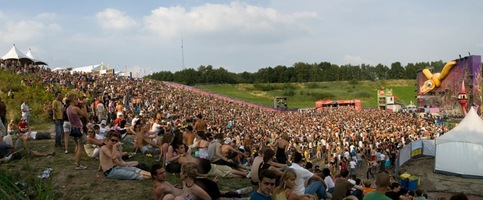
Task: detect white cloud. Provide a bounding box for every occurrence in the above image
[36,12,57,20]
[96,8,138,30]
[47,23,63,32]
[477,43,483,48]
[0,20,45,42]
[0,19,62,43]
[343,55,375,65]
[144,2,318,40]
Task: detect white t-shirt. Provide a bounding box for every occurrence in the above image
[380,154,386,161]
[21,103,29,117]
[350,160,357,169]
[324,176,335,190]
[99,125,110,136]
[289,163,313,195]
[344,151,350,159]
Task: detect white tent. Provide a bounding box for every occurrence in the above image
[71,64,103,73]
[26,48,48,65]
[52,67,66,72]
[1,44,33,63]
[435,107,483,178]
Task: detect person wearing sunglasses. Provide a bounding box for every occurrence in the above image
[99,131,150,180]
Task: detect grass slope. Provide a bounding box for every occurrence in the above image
[196,80,416,109]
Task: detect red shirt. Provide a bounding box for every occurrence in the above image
[18,121,28,132]
[114,117,122,126]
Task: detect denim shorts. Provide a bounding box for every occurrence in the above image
[105,166,143,180]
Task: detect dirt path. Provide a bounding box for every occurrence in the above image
[400,156,483,199]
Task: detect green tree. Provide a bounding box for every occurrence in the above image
[374,64,389,80]
[388,62,405,79]
[317,61,332,82]
[293,62,310,82]
[173,68,199,85]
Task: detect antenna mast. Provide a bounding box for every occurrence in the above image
[181,37,185,70]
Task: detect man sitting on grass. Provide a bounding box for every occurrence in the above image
[151,163,182,200]
[99,131,150,180]
[0,133,55,163]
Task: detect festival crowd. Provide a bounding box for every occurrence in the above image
[0,63,461,200]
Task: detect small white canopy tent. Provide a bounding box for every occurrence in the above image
[1,44,33,63]
[435,107,483,178]
[26,48,48,65]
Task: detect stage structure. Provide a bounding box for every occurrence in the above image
[315,99,361,111]
[377,88,398,111]
[416,55,482,115]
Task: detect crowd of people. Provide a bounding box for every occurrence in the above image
[0,64,468,200]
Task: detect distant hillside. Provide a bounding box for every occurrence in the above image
[195,80,416,108]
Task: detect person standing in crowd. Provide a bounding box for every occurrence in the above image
[52,92,64,147]
[273,133,289,164]
[194,113,207,134]
[7,89,14,99]
[62,96,71,154]
[21,99,32,124]
[96,99,105,122]
[0,96,6,136]
[66,94,89,170]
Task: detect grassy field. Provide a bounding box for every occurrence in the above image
[195,80,416,109]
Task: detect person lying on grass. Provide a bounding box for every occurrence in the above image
[99,131,150,180]
[0,134,55,163]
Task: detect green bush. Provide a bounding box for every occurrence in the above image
[354,91,373,98]
[282,89,296,96]
[253,83,274,91]
[283,83,297,90]
[305,82,320,89]
[310,91,335,100]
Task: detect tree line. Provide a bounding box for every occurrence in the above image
[145,60,452,85]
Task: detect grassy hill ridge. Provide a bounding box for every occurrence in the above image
[195,80,416,109]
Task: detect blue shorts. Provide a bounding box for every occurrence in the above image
[105,166,143,180]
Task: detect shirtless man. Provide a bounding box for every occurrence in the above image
[193,114,207,134]
[221,138,245,165]
[115,101,124,118]
[183,126,196,146]
[99,131,150,180]
[151,163,182,200]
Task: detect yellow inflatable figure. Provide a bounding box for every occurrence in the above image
[420,61,457,94]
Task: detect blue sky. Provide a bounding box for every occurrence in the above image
[1,0,482,74]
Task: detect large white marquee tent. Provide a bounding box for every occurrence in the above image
[1,45,32,63]
[435,107,483,178]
